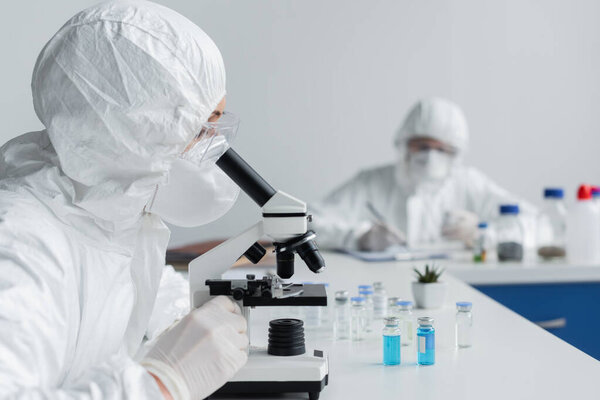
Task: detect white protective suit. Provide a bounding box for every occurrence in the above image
[0,1,227,398]
[311,98,537,250]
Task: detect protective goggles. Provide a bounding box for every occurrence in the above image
[181,111,240,165]
[406,139,457,156]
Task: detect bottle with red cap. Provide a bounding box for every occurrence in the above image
[566,185,600,265]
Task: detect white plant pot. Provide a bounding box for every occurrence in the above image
[411,281,448,309]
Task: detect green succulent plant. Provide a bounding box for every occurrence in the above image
[414,264,444,283]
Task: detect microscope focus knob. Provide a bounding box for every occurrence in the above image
[232,288,245,301]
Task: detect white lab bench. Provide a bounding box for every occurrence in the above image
[216,251,600,399]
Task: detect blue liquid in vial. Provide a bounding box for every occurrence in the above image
[417,331,435,365]
[383,335,401,365]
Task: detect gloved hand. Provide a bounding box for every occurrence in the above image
[357,222,406,252]
[441,209,478,247]
[142,296,248,400]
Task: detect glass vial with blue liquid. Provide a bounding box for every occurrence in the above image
[382,317,401,365]
[417,317,435,365]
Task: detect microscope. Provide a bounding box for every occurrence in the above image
[188,148,329,400]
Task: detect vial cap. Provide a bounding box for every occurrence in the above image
[456,301,473,311]
[577,185,593,200]
[350,296,365,303]
[373,282,384,289]
[359,290,374,295]
[387,296,400,305]
[499,204,519,215]
[544,188,564,199]
[396,300,414,309]
[358,284,373,290]
[384,316,400,326]
[592,187,600,198]
[477,222,488,229]
[418,317,434,326]
[335,290,349,302]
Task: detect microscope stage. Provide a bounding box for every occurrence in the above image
[243,283,327,307]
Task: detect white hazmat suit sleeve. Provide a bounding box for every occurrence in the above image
[0,222,163,399]
[145,266,190,342]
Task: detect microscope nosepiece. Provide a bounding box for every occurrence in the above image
[274,231,325,279]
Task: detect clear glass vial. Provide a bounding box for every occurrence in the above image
[372,282,388,319]
[301,282,322,327]
[359,289,375,332]
[387,297,400,315]
[382,317,401,365]
[334,290,351,340]
[455,301,473,348]
[473,222,491,263]
[417,317,435,365]
[396,300,414,346]
[350,297,366,341]
[321,283,332,326]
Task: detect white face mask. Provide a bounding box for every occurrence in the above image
[407,149,453,184]
[146,112,241,227]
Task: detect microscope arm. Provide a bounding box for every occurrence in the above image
[189,221,265,309]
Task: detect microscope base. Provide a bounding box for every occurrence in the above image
[211,347,329,400]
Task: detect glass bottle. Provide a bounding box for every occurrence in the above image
[382,317,401,365]
[396,300,414,346]
[537,188,567,260]
[455,302,473,348]
[496,204,524,262]
[358,289,375,332]
[350,297,366,341]
[372,282,388,319]
[417,317,435,365]
[334,290,351,340]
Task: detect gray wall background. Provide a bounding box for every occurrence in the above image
[1,0,599,247]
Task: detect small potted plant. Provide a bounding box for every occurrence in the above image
[411,264,447,309]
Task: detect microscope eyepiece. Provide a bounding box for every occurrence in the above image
[274,231,325,279]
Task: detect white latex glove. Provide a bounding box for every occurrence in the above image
[142,296,248,400]
[441,209,478,246]
[357,221,406,252]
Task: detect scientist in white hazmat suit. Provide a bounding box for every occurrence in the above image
[0,1,248,399]
[311,97,537,251]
